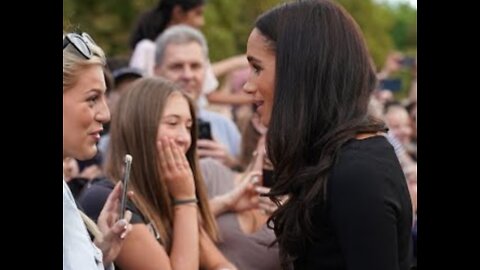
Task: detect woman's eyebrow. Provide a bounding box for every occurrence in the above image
[247,56,261,64]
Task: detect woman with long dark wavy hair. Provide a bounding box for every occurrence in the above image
[243,0,414,269]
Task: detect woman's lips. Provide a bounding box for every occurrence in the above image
[255,101,264,114]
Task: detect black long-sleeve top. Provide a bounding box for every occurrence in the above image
[293,136,414,270]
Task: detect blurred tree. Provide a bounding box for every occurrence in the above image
[389,3,417,51]
[203,0,281,61]
[336,0,396,69]
[63,0,157,57]
[63,0,415,74]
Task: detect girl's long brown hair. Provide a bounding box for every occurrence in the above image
[105,77,218,251]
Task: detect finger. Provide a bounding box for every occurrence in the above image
[247,171,262,184]
[119,211,133,239]
[171,139,189,170]
[121,224,132,239]
[259,201,276,214]
[254,186,270,195]
[169,139,183,166]
[197,139,218,148]
[103,182,122,213]
[127,191,135,200]
[124,210,132,223]
[163,138,176,170]
[197,149,224,158]
[157,139,168,169]
[258,195,275,205]
[103,218,129,242]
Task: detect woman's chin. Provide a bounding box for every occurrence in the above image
[261,115,270,127]
[77,147,97,161]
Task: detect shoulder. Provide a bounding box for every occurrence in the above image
[200,158,235,182]
[134,39,156,51]
[77,178,114,222]
[334,136,400,177]
[199,158,236,197]
[328,136,406,201]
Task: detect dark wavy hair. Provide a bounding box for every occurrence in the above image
[255,0,386,268]
[129,0,205,49]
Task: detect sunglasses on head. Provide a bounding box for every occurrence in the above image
[63,32,97,59]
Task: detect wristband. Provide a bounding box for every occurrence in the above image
[173,197,198,206]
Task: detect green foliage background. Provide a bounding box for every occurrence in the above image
[64,0,416,96]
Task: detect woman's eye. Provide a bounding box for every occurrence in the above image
[87,95,98,106]
[252,64,262,75]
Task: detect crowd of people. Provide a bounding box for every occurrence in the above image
[63,0,417,269]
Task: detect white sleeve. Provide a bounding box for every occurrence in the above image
[129,39,156,77]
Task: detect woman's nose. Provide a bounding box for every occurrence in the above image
[96,98,111,124]
[243,80,255,94]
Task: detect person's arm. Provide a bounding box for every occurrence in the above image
[329,161,406,270]
[209,171,261,216]
[206,91,254,106]
[199,228,238,270]
[169,203,199,270]
[114,205,199,270]
[211,54,248,78]
[161,137,200,269]
[197,139,240,169]
[115,224,175,270]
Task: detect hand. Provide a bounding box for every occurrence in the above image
[197,139,239,169]
[158,137,196,199]
[254,186,288,216]
[254,186,276,216]
[63,157,79,182]
[95,182,133,265]
[222,171,262,212]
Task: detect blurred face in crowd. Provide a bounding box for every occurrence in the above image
[244,28,276,126]
[158,92,193,154]
[385,107,412,145]
[175,5,205,29]
[63,65,110,160]
[154,42,205,101]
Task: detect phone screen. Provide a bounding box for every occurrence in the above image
[262,169,275,188]
[198,119,213,140]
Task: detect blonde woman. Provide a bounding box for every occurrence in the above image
[63,32,132,270]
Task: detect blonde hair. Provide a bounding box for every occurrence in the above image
[63,33,106,92]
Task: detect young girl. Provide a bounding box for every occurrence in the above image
[79,77,236,270]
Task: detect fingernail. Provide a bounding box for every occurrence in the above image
[250,176,259,184]
[120,232,127,239]
[118,219,127,227]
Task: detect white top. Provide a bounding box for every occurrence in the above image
[63,180,112,270]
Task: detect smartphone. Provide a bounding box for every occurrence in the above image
[119,154,132,219]
[262,169,275,188]
[198,119,213,140]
